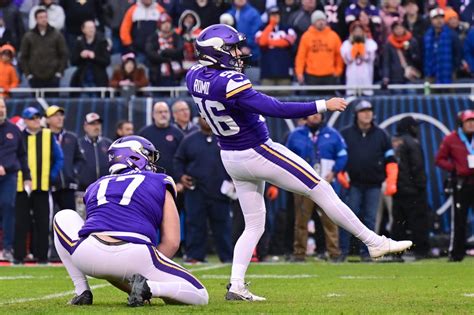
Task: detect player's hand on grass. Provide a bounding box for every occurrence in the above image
[326,98,348,112]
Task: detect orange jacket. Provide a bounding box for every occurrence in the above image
[295,26,344,77]
[0,61,19,97]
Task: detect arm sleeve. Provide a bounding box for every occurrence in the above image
[333,134,348,172]
[382,131,396,164]
[294,34,307,76]
[464,30,474,71]
[57,34,69,73]
[435,136,455,172]
[16,132,31,180]
[50,136,64,180]
[233,88,321,118]
[120,7,134,46]
[452,31,462,69]
[73,137,86,177]
[334,36,344,76]
[163,175,177,201]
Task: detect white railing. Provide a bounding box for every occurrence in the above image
[2,82,474,98]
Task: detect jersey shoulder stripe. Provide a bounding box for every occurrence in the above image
[226,79,252,98]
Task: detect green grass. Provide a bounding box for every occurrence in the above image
[1,258,474,314]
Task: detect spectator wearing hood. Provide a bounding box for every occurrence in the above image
[227,0,262,64]
[295,10,343,92]
[70,20,110,88]
[145,13,184,86]
[0,44,18,97]
[255,6,296,91]
[176,9,201,71]
[120,0,166,63]
[0,0,24,49]
[29,0,65,31]
[286,112,347,262]
[391,116,430,261]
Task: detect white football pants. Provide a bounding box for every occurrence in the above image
[53,209,208,305]
[221,139,384,285]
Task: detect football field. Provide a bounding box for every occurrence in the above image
[1,258,473,314]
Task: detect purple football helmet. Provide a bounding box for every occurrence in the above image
[108,136,160,174]
[195,24,248,71]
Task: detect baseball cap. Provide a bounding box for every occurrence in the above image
[311,10,326,24]
[45,105,64,118]
[430,8,445,19]
[354,100,373,113]
[460,109,474,122]
[85,112,102,124]
[22,107,41,119]
[267,6,280,15]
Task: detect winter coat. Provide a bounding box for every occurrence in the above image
[70,33,111,87]
[382,37,421,84]
[0,2,24,49]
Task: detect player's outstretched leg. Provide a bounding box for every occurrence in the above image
[53,209,93,305]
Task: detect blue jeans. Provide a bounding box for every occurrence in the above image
[0,173,18,250]
[339,185,381,257]
[184,189,233,262]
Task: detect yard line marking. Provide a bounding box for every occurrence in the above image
[201,274,318,279]
[0,283,110,306]
[189,264,229,272]
[326,293,344,297]
[0,275,52,280]
[463,293,474,297]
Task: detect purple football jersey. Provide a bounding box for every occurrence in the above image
[79,170,176,246]
[186,64,321,150]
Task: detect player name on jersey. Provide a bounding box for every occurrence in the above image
[193,79,210,95]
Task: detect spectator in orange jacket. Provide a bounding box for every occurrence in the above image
[120,0,166,63]
[0,44,19,97]
[295,10,343,94]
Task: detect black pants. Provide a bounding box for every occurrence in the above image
[14,191,50,262]
[52,189,76,211]
[392,192,430,257]
[450,182,474,261]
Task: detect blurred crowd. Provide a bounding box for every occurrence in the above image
[2,0,474,96]
[0,98,473,264]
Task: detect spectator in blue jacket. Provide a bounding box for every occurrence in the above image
[255,6,296,93]
[227,0,262,64]
[424,8,462,84]
[286,112,347,262]
[174,117,233,264]
[463,27,474,78]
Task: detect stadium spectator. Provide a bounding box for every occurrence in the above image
[70,20,110,88]
[28,0,65,31]
[340,21,378,96]
[255,6,296,93]
[424,8,462,84]
[286,112,347,262]
[391,116,430,260]
[382,21,421,86]
[0,99,30,262]
[435,109,474,262]
[227,0,262,64]
[176,10,201,71]
[115,120,134,139]
[145,13,184,87]
[109,52,149,92]
[339,100,398,262]
[171,100,198,135]
[0,0,24,49]
[379,0,404,42]
[0,44,18,97]
[444,7,469,43]
[460,1,474,26]
[174,117,233,264]
[345,0,381,27]
[0,12,13,46]
[103,0,132,54]
[19,8,68,89]
[120,0,166,63]
[14,107,63,264]
[45,105,85,211]
[287,0,321,38]
[60,0,104,51]
[321,0,351,40]
[279,0,299,26]
[139,101,184,182]
[401,0,427,72]
[184,0,224,29]
[295,10,343,93]
[77,113,112,192]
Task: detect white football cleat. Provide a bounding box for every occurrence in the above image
[368,236,413,259]
[225,283,266,302]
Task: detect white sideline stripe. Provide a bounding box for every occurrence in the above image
[0,283,110,306]
[201,274,318,279]
[339,275,396,280]
[0,275,52,280]
[326,293,344,297]
[463,293,474,297]
[189,264,229,272]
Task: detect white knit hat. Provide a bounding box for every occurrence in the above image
[311,10,327,24]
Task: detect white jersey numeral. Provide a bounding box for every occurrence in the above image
[96,174,145,206]
[192,96,240,137]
